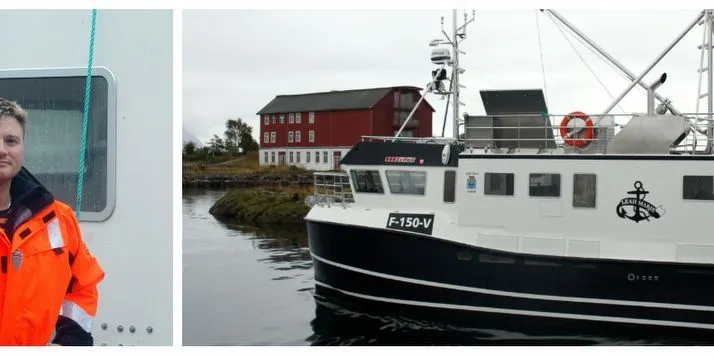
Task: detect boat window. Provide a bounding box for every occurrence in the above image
[385,170,426,195]
[350,170,384,194]
[529,173,560,197]
[573,174,597,208]
[683,175,714,200]
[484,173,514,196]
[0,69,115,222]
[443,170,456,202]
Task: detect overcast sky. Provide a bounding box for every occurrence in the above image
[183,9,710,145]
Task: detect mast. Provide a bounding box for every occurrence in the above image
[452,10,460,140]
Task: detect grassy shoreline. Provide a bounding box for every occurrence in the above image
[208,187,312,225]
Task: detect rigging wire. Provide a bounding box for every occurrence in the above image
[544,11,627,114]
[554,14,648,99]
[535,11,549,106]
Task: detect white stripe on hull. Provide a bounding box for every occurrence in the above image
[312,253,714,312]
[314,280,714,331]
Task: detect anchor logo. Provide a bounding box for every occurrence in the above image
[616,181,665,223]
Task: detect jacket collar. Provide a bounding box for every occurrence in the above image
[9,167,55,233]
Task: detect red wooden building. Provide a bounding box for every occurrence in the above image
[257,86,435,170]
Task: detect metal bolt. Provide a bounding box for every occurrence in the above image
[129,326,135,333]
[117,325,123,333]
[146,326,153,334]
[101,322,107,330]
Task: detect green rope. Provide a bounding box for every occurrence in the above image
[76,9,97,219]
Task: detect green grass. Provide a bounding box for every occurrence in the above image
[183,151,314,177]
[208,187,313,225]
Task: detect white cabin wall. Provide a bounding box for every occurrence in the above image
[457,157,714,261]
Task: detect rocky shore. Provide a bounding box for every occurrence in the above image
[182,171,315,189]
[208,188,311,225]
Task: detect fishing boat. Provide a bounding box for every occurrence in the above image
[305,9,714,335]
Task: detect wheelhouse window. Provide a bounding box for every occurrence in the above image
[385,170,426,195]
[529,173,560,197]
[485,173,514,196]
[683,175,714,200]
[350,170,384,194]
[0,69,115,222]
[573,174,597,207]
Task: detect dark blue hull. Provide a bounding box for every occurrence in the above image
[307,219,714,337]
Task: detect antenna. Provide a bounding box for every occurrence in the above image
[394,10,476,141]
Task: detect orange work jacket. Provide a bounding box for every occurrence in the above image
[0,168,104,345]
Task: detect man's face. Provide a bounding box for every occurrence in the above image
[0,116,24,183]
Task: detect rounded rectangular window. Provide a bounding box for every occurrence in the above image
[573,174,597,207]
[683,175,714,200]
[485,173,514,196]
[385,170,426,195]
[0,67,116,222]
[350,170,384,194]
[529,173,560,197]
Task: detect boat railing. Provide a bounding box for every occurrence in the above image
[365,112,714,155]
[305,171,354,208]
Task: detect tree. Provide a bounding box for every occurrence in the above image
[224,119,240,155]
[183,141,196,156]
[222,118,259,155]
[207,134,225,156]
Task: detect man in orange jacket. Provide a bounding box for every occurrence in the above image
[0,98,105,346]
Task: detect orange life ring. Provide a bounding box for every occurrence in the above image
[560,111,594,148]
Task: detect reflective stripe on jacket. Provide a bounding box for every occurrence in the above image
[0,168,104,345]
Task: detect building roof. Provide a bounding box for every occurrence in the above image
[256,86,434,115]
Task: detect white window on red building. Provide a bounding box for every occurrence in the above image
[263,132,269,143]
[309,112,315,124]
[264,115,269,125]
[309,130,315,143]
[270,132,276,143]
[288,114,294,124]
[279,115,285,124]
[306,151,311,163]
[295,131,301,143]
[288,131,294,143]
[296,113,302,123]
[271,116,276,124]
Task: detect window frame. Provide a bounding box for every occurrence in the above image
[0,67,118,222]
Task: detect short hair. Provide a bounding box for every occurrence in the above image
[0,97,27,133]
